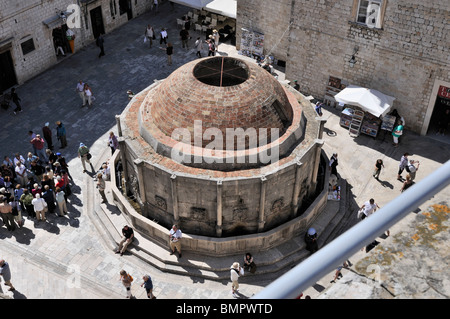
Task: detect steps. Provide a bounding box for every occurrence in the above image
[349,110,364,137]
[89,175,354,283]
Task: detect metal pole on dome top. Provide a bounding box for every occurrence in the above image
[253,160,450,299]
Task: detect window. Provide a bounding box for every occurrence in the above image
[20,38,35,55]
[356,0,383,29]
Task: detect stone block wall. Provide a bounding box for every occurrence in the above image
[236,0,292,61]
[110,148,330,256]
[236,0,450,134]
[0,0,150,87]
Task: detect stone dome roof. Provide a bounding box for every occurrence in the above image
[146,57,293,149]
[138,57,304,170]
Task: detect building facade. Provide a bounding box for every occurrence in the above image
[236,0,450,136]
[0,0,152,93]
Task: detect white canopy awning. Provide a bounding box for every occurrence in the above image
[170,0,212,10]
[204,0,237,19]
[171,0,237,18]
[334,85,396,117]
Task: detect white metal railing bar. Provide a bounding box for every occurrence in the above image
[253,160,450,299]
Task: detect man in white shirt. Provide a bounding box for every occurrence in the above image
[360,198,379,220]
[169,224,182,258]
[13,153,25,167]
[76,80,86,107]
[160,28,168,44]
[15,162,28,186]
[31,193,47,221]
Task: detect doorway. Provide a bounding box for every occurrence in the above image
[52,25,71,57]
[0,49,17,93]
[90,6,105,39]
[426,86,450,136]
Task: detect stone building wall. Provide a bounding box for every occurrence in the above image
[236,0,450,134]
[129,140,322,238]
[0,0,150,88]
[236,0,291,62]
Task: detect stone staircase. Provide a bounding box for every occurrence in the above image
[89,175,352,284]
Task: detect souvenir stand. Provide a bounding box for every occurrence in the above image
[360,112,382,137]
[339,107,354,128]
[239,28,264,59]
[334,85,396,138]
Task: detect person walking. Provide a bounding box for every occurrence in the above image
[194,37,203,58]
[160,28,168,45]
[373,159,384,180]
[397,153,409,181]
[315,101,323,116]
[141,275,156,299]
[169,224,182,258]
[42,122,54,150]
[119,269,134,299]
[207,38,215,56]
[11,88,23,115]
[0,260,15,292]
[115,225,134,256]
[77,143,91,173]
[76,80,86,107]
[96,34,105,58]
[55,187,67,216]
[32,193,47,222]
[152,0,159,13]
[97,173,107,204]
[108,131,119,155]
[0,195,17,231]
[56,121,68,149]
[144,25,154,48]
[230,262,243,297]
[212,29,219,51]
[329,153,338,178]
[358,198,380,220]
[84,83,94,106]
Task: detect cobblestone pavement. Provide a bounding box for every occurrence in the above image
[1,1,449,302]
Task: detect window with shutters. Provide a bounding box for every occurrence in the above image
[20,38,35,55]
[353,0,386,29]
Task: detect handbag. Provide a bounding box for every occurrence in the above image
[357,208,364,219]
[87,153,92,160]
